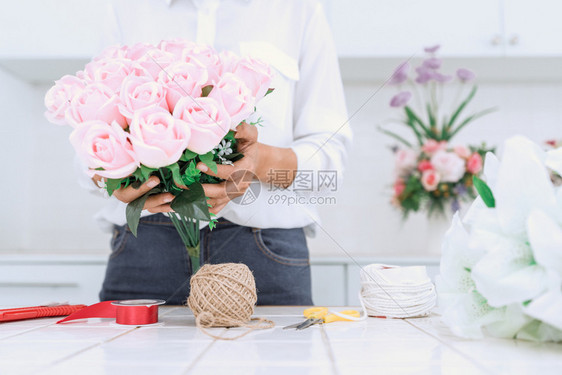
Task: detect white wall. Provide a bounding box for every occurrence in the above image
[1,69,561,256]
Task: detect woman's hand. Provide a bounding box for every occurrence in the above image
[92,175,174,213]
[198,122,259,215]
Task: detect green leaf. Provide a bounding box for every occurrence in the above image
[140,165,157,180]
[105,178,123,197]
[170,182,211,221]
[405,106,430,141]
[132,167,144,182]
[180,149,198,162]
[427,103,436,128]
[167,163,184,187]
[448,107,497,140]
[448,86,477,128]
[201,85,213,97]
[126,187,162,236]
[265,88,275,96]
[199,152,218,174]
[181,161,201,185]
[473,175,495,208]
[378,127,413,147]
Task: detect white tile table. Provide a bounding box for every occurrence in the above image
[0,306,561,375]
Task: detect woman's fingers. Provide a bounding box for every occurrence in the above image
[113,176,160,203]
[144,192,175,212]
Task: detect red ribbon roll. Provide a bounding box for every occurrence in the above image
[57,299,165,325]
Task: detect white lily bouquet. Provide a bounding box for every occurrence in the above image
[437,136,562,342]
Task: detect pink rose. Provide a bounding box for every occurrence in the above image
[421,170,440,191]
[417,160,434,172]
[118,76,168,121]
[208,73,255,129]
[394,179,406,196]
[44,75,85,125]
[430,151,466,183]
[125,42,153,60]
[466,152,483,174]
[69,120,138,179]
[157,61,208,109]
[136,48,176,79]
[65,83,126,128]
[454,145,471,159]
[228,57,273,102]
[129,107,191,168]
[395,149,418,176]
[173,97,230,154]
[159,39,198,58]
[217,50,242,75]
[83,58,135,93]
[422,139,448,155]
[183,45,221,84]
[93,44,128,61]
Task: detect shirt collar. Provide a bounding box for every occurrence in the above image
[164,0,251,6]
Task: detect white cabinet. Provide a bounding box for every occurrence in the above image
[504,0,562,56]
[329,0,562,57]
[330,0,503,57]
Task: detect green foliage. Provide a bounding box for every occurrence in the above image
[170,182,210,221]
[473,175,496,208]
[105,178,122,196]
[199,151,218,174]
[126,187,163,236]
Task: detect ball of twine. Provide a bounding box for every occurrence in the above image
[187,263,274,339]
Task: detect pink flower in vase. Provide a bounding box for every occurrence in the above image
[421,139,448,155]
[394,179,406,196]
[395,148,418,176]
[454,145,471,159]
[466,152,483,174]
[421,170,440,191]
[430,151,465,183]
[417,160,434,172]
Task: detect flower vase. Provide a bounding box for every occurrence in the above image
[426,212,453,256]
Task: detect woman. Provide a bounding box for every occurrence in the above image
[91,0,352,305]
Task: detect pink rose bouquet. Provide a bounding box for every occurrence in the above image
[382,45,495,218]
[45,39,273,272]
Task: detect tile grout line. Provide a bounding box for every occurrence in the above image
[181,329,227,375]
[35,326,141,374]
[320,325,341,375]
[0,323,56,341]
[403,319,495,375]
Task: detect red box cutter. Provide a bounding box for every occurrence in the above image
[0,304,87,322]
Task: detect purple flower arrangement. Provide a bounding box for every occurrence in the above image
[381,45,496,218]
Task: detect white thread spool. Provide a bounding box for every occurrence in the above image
[359,264,436,318]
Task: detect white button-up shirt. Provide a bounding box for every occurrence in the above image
[90,0,352,234]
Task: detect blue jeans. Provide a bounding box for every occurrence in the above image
[99,214,313,306]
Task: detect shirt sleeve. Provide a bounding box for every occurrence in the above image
[289,2,352,192]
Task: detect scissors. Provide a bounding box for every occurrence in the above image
[284,307,361,330]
